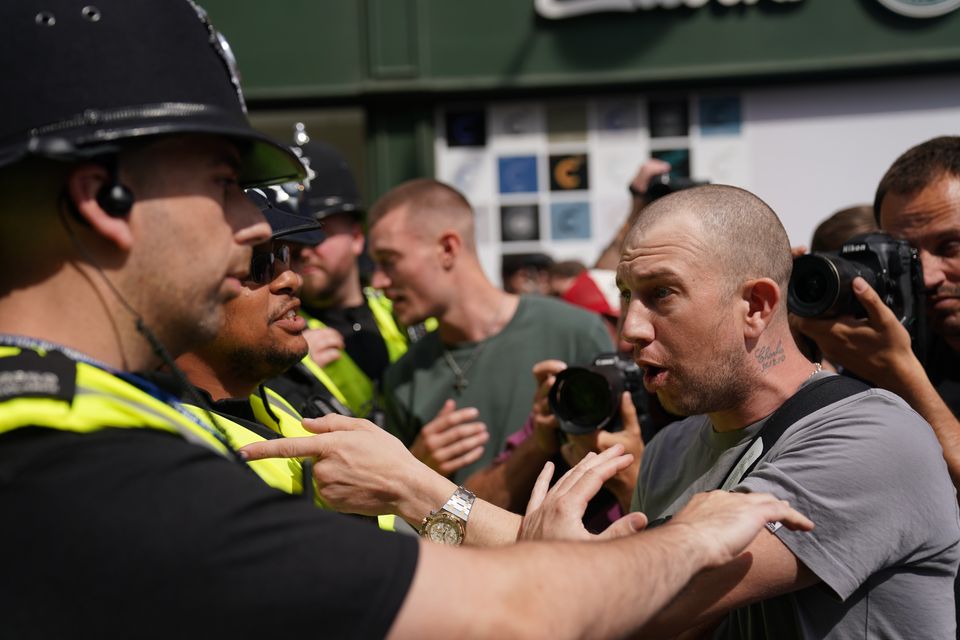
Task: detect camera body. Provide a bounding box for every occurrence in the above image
[787,232,927,361]
[548,353,644,436]
[646,173,709,202]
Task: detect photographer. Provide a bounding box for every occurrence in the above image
[795,137,960,488]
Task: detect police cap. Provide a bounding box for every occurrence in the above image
[246,188,325,246]
[0,0,304,187]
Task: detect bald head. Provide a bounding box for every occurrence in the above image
[627,184,793,294]
[369,178,477,252]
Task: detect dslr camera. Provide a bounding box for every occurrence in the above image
[646,173,709,202]
[787,232,927,361]
[548,353,644,436]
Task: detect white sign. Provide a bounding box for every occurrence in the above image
[535,0,801,20]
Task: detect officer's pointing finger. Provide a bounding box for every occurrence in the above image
[239,435,329,461]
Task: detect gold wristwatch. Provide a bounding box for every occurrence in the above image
[419,486,476,546]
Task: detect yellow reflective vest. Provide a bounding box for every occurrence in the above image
[0,346,232,457]
[186,386,400,531]
[184,387,315,497]
[299,288,410,417]
[0,346,400,532]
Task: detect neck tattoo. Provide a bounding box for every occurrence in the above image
[442,296,513,393]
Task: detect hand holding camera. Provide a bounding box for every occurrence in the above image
[788,232,927,363]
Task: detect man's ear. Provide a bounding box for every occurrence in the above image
[350,220,366,256]
[438,229,462,269]
[742,278,781,339]
[65,163,134,251]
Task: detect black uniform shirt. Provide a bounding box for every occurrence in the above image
[0,426,418,639]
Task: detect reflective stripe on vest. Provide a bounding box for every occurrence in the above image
[0,347,231,457]
[184,394,310,498]
[364,288,409,363]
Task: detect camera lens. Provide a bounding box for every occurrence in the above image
[788,255,844,317]
[549,368,616,434]
[795,269,829,305]
[789,253,878,318]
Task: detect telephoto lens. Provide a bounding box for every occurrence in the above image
[548,353,642,435]
[788,254,876,318]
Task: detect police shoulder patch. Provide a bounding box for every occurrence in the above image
[0,349,76,404]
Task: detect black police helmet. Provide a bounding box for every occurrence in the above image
[298,141,363,221]
[0,0,304,187]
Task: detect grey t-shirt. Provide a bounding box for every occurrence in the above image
[633,373,960,639]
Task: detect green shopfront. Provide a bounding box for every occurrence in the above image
[203,0,960,282]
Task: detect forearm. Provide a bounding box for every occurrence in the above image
[463,436,554,512]
[396,459,522,546]
[594,198,647,269]
[638,528,816,638]
[882,366,960,488]
[389,523,711,640]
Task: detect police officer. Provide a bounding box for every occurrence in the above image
[0,2,419,636]
[0,2,816,637]
[269,137,413,420]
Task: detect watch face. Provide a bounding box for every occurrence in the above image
[424,514,464,545]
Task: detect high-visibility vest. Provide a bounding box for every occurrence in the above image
[0,346,402,531]
[183,387,316,498]
[299,289,410,417]
[0,346,232,457]
[186,386,401,531]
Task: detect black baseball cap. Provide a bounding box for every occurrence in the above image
[0,0,304,187]
[246,188,325,246]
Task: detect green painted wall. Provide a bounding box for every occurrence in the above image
[199,0,960,200]
[204,0,960,100]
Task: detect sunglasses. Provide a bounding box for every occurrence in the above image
[248,243,291,285]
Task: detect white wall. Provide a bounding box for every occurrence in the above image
[743,73,960,246]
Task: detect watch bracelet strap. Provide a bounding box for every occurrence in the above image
[441,486,476,522]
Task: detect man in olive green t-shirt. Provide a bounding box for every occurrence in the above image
[368,178,611,482]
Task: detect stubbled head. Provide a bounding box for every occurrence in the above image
[617,184,793,417]
[367,178,478,325]
[627,184,793,299]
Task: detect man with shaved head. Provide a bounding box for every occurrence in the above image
[368,178,611,482]
[618,185,959,638]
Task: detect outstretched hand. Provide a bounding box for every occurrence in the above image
[411,399,490,476]
[667,490,815,569]
[518,445,648,542]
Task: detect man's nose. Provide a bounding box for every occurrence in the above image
[232,193,272,247]
[371,267,390,291]
[271,265,302,294]
[621,300,654,347]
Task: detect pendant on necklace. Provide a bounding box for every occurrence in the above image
[453,377,468,393]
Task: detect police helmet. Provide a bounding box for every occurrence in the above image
[0,0,304,187]
[295,140,363,221]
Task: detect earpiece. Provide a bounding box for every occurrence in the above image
[95,181,135,217]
